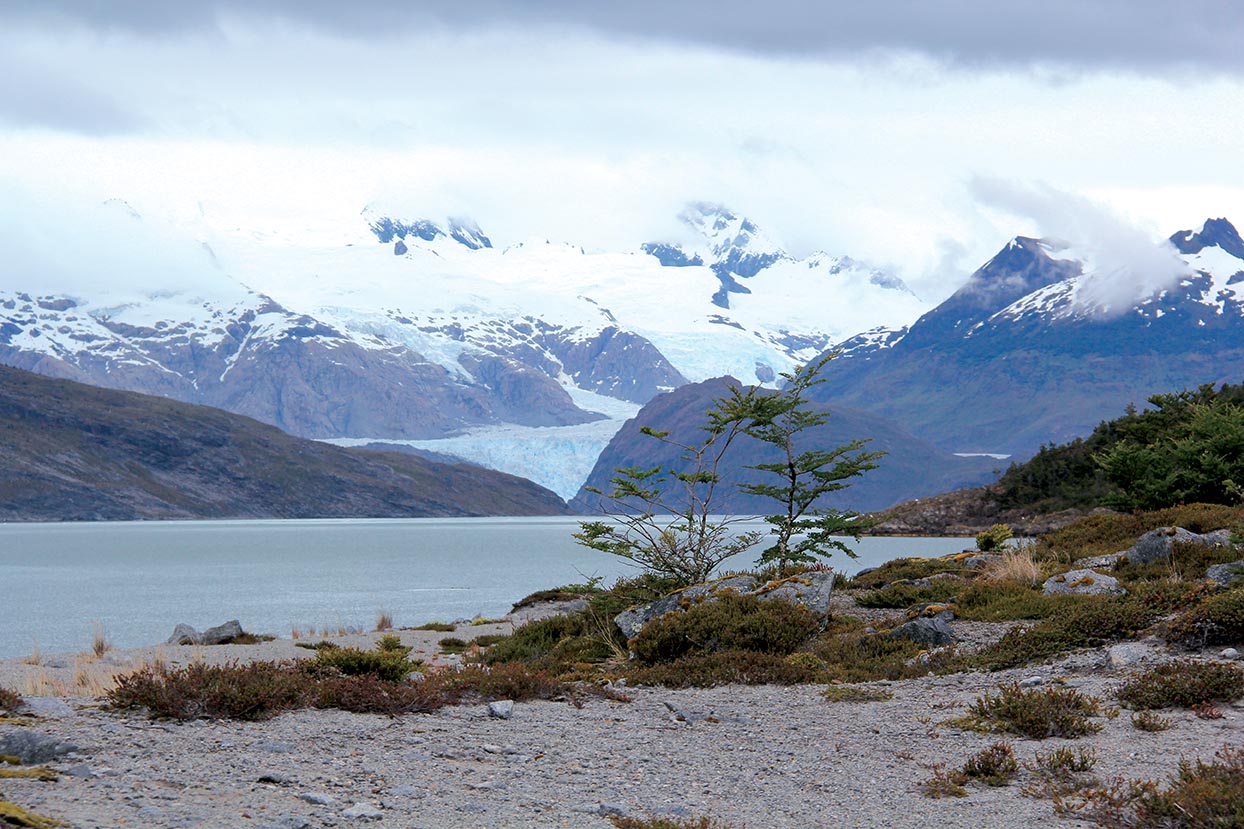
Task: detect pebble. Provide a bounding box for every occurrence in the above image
[342,802,384,819]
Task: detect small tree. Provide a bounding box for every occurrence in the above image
[573,401,763,586]
[729,356,884,572]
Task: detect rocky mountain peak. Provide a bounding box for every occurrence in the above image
[1169,217,1244,260]
[367,215,492,250]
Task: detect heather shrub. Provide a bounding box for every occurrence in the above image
[854,581,959,609]
[1130,711,1173,732]
[302,644,420,682]
[966,683,1102,739]
[821,684,893,703]
[624,650,819,688]
[610,816,736,829]
[850,557,966,589]
[970,598,1154,670]
[808,628,957,683]
[960,742,1019,786]
[109,661,315,721]
[630,594,820,665]
[954,582,1081,622]
[1116,660,1244,710]
[0,687,21,714]
[1161,587,1244,647]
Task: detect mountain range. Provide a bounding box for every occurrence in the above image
[0,365,566,521]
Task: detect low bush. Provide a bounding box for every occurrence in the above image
[920,765,968,799]
[435,663,565,703]
[809,628,959,683]
[1161,587,1244,648]
[375,634,408,654]
[953,582,1081,622]
[850,557,966,590]
[624,650,819,688]
[970,599,1154,670]
[0,687,21,714]
[1033,504,1243,564]
[1116,659,1244,710]
[854,581,959,609]
[1115,540,1243,584]
[821,684,893,703]
[965,683,1102,739]
[976,523,1014,552]
[960,742,1019,786]
[610,815,736,829]
[630,594,820,665]
[302,645,420,683]
[438,637,469,654]
[1130,711,1173,732]
[1030,746,1098,777]
[412,622,456,632]
[1071,745,1244,828]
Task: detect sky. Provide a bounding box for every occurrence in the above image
[3,1,1244,303]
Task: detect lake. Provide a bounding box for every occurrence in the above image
[0,517,970,660]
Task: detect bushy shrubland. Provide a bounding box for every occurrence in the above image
[1115,660,1244,710]
[630,594,821,665]
[965,683,1103,739]
[970,598,1154,670]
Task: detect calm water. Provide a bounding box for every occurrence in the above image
[0,517,969,660]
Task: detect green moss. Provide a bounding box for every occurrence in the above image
[0,800,68,828]
[0,767,58,781]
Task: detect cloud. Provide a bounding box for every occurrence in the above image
[0,52,142,134]
[970,177,1191,314]
[6,0,1244,74]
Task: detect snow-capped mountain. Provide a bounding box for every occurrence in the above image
[0,200,924,497]
[811,218,1244,457]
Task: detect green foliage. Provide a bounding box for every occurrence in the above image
[630,594,821,665]
[1130,711,1173,732]
[302,644,420,683]
[996,382,1244,513]
[1033,504,1244,564]
[975,523,1014,552]
[623,649,820,688]
[808,626,958,683]
[610,815,737,829]
[1116,660,1244,710]
[970,598,1154,670]
[1031,746,1098,777]
[966,683,1103,739]
[1161,587,1244,647]
[412,621,456,632]
[848,556,968,589]
[375,634,408,653]
[854,580,960,609]
[732,356,883,570]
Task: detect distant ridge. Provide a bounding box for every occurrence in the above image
[0,365,568,521]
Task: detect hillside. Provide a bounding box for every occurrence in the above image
[0,365,568,521]
[570,376,999,515]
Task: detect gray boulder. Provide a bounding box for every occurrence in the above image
[888,616,955,646]
[0,728,79,764]
[166,623,200,645]
[1043,568,1126,596]
[1207,560,1244,588]
[614,571,837,640]
[200,619,245,645]
[1122,527,1234,567]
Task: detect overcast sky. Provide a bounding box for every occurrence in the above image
[3,1,1243,301]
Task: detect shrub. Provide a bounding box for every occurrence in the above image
[970,598,1154,670]
[0,687,21,714]
[961,742,1019,786]
[965,683,1102,739]
[850,557,966,589]
[375,634,407,653]
[1073,745,1244,828]
[1031,746,1098,777]
[1161,587,1244,647]
[854,581,959,609]
[1116,660,1244,710]
[302,645,420,683]
[436,663,565,702]
[1130,711,1173,732]
[808,628,957,683]
[413,622,456,632]
[976,524,1014,552]
[953,582,1079,622]
[438,637,469,654]
[630,594,820,665]
[624,650,819,688]
[610,816,736,829]
[109,661,315,721]
[921,765,968,799]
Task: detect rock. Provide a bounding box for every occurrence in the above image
[1207,560,1244,588]
[1019,676,1043,687]
[136,806,164,818]
[1043,568,1126,596]
[1221,648,1240,660]
[405,670,426,683]
[262,816,312,829]
[18,697,74,719]
[614,571,836,640]
[1107,641,1152,669]
[1073,552,1125,569]
[342,803,383,820]
[960,553,1004,569]
[299,792,336,806]
[0,728,79,764]
[62,763,96,779]
[166,623,200,645]
[200,619,245,645]
[257,771,291,785]
[488,700,514,720]
[1122,527,1234,567]
[887,616,955,646]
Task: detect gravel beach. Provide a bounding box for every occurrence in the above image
[2,611,1242,828]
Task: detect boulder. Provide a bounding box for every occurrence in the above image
[1043,568,1126,597]
[1122,527,1234,567]
[614,571,837,640]
[200,619,245,645]
[0,728,79,764]
[888,616,955,646]
[166,623,200,645]
[488,700,514,720]
[1207,560,1244,588]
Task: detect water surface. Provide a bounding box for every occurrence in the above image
[0,518,968,660]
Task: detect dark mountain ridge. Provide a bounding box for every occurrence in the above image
[0,365,568,521]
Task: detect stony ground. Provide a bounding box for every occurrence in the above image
[2,611,1242,828]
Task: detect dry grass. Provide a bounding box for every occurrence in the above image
[981,549,1045,587]
[375,610,394,632]
[22,638,39,666]
[90,621,111,658]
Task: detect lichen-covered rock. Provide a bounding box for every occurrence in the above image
[887,616,955,646]
[1122,527,1234,567]
[1206,560,1244,588]
[0,728,79,764]
[1043,568,1126,596]
[614,571,836,640]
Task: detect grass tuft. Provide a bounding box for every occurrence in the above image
[375,610,393,632]
[90,621,110,658]
[960,742,1019,786]
[1130,711,1173,732]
